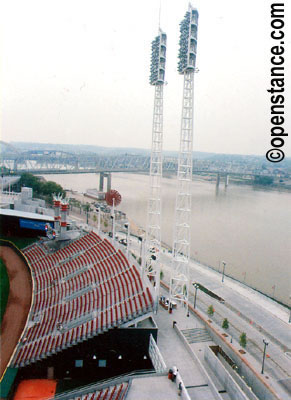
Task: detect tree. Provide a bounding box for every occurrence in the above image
[82,203,91,224]
[207,305,215,317]
[18,173,66,202]
[239,332,247,348]
[222,318,229,330]
[254,175,274,186]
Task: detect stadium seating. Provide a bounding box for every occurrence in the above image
[71,382,129,400]
[12,232,154,367]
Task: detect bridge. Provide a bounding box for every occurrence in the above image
[0,144,285,189]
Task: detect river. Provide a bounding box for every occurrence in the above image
[48,173,291,306]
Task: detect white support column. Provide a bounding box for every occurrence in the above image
[170,71,195,310]
[170,5,199,313]
[145,30,167,311]
[144,84,164,307]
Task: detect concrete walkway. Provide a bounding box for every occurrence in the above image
[153,291,230,400]
[157,257,291,400]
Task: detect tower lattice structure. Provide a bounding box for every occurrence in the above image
[143,30,167,309]
[170,4,199,310]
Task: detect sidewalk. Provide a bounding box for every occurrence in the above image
[157,252,291,399]
[154,294,225,400]
[159,251,291,351]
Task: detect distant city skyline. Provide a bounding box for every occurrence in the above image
[1,0,290,156]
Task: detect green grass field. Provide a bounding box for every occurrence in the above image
[0,258,9,323]
[1,236,37,250]
[0,236,36,323]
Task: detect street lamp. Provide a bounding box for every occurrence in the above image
[96,207,101,233]
[261,339,269,374]
[124,222,130,258]
[85,204,90,225]
[193,283,199,309]
[222,261,226,283]
[138,236,143,266]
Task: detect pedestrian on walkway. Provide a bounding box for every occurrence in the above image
[178,382,182,396]
[172,365,177,382]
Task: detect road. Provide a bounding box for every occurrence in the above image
[157,251,291,399]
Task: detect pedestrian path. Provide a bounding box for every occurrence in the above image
[154,288,231,400]
[190,258,289,324]
[160,251,291,353]
[157,281,291,400]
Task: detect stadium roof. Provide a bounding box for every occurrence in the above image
[0,208,54,221]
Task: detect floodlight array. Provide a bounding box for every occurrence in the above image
[178,8,198,73]
[150,32,167,85]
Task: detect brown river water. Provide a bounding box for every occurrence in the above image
[49,173,291,306]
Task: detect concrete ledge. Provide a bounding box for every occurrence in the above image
[173,323,224,400]
[161,281,281,400]
[204,346,256,400]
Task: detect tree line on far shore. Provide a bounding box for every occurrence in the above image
[17,173,66,204]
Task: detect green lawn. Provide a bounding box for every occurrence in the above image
[0,258,9,323]
[0,236,36,323]
[0,236,37,249]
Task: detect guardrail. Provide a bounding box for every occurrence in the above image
[53,369,161,400]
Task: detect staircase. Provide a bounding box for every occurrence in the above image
[181,328,212,344]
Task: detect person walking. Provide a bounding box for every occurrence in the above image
[172,365,177,382]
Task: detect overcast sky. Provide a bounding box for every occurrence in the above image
[1,0,290,155]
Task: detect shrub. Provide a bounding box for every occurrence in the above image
[239,332,247,348]
[222,318,229,330]
[207,305,215,317]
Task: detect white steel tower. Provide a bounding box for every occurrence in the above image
[144,30,167,310]
[170,5,199,310]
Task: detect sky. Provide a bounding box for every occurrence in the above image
[1,0,290,156]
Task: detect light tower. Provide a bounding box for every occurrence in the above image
[143,29,167,310]
[170,4,199,311]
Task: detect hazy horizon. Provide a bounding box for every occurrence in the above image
[1,0,290,156]
[5,140,281,159]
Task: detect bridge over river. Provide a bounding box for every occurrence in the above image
[0,147,283,189]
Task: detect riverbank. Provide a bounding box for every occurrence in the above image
[46,173,291,305]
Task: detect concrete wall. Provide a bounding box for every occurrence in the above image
[175,371,191,400]
[204,346,257,400]
[160,282,280,400]
[173,324,223,400]
[204,324,278,400]
[216,352,259,400]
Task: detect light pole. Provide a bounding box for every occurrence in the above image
[261,339,269,374]
[111,198,116,241]
[85,204,90,225]
[170,5,199,314]
[193,283,199,309]
[124,222,130,258]
[222,261,226,283]
[96,207,101,233]
[138,236,143,266]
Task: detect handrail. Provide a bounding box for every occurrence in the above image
[53,369,159,400]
